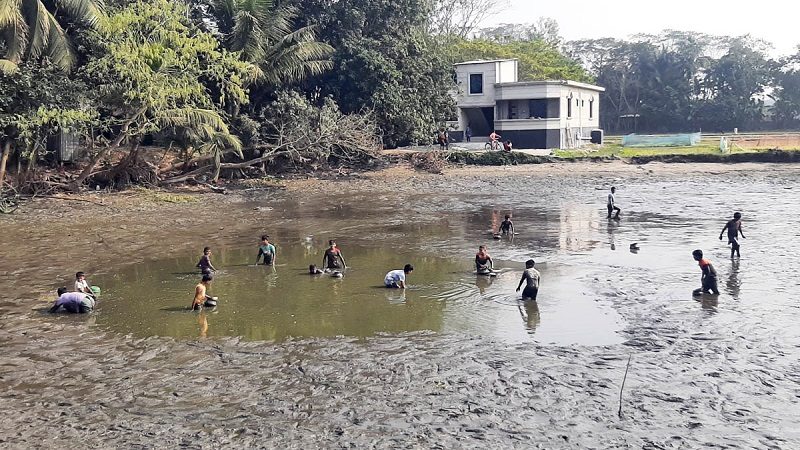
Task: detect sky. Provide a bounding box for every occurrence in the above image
[486,0,800,57]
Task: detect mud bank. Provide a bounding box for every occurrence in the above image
[1,162,800,448]
[431,148,800,167]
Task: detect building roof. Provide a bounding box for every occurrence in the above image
[496,79,605,92]
[453,59,518,66]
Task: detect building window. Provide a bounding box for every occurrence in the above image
[567,97,572,118]
[589,99,594,119]
[469,73,483,95]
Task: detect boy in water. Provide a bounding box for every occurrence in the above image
[516,259,541,300]
[384,264,414,289]
[607,187,621,219]
[309,264,324,275]
[74,272,93,296]
[196,247,217,275]
[192,274,215,310]
[322,240,347,270]
[255,235,277,266]
[50,287,95,313]
[475,245,494,274]
[498,214,514,235]
[719,212,746,258]
[692,250,719,296]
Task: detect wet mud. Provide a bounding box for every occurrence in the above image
[1,161,799,448]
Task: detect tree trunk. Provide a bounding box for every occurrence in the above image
[70,110,144,190]
[0,140,10,190]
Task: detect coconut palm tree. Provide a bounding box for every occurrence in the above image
[207,0,332,85]
[0,0,105,73]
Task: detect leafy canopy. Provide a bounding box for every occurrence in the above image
[0,0,105,72]
[86,0,254,149]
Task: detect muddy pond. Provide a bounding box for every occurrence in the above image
[4,164,800,448]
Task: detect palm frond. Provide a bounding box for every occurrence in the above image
[44,12,75,70]
[57,0,105,25]
[0,0,23,28]
[0,22,27,63]
[0,58,18,73]
[159,108,230,135]
[199,130,243,157]
[22,0,52,60]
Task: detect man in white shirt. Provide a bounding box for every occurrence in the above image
[607,186,621,219]
[384,264,414,289]
[50,288,95,313]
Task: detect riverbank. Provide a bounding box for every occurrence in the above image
[2,161,799,448]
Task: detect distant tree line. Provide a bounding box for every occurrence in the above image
[1,0,798,195]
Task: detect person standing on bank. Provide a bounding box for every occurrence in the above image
[607,186,621,219]
[322,240,347,270]
[466,125,472,143]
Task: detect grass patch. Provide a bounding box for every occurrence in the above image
[446,151,553,166]
[131,187,199,203]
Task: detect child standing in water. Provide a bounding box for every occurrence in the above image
[74,272,92,295]
[498,215,514,235]
[255,235,277,266]
[692,250,719,296]
[475,245,494,274]
[196,247,217,275]
[607,187,621,219]
[719,212,746,258]
[516,259,540,300]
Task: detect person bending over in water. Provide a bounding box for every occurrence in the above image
[196,247,217,275]
[255,235,277,266]
[192,274,215,310]
[309,264,324,275]
[50,287,95,313]
[322,240,347,270]
[692,250,719,296]
[498,215,514,235]
[516,259,541,300]
[607,186,621,219]
[384,264,414,289]
[719,212,746,258]
[475,245,494,274]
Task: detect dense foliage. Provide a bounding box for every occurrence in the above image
[567,32,789,133]
[1,0,799,195]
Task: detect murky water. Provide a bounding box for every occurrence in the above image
[93,242,624,345]
[4,165,800,448]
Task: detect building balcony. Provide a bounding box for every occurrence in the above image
[495,118,561,131]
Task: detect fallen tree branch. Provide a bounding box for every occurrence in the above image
[24,194,109,207]
[159,165,212,185]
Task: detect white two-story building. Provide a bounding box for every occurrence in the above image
[452,59,605,149]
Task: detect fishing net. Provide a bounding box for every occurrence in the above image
[622,133,701,147]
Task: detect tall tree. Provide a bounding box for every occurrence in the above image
[772,47,800,128]
[294,0,455,148]
[72,0,253,187]
[0,0,105,72]
[450,37,590,82]
[200,0,332,86]
[429,0,508,38]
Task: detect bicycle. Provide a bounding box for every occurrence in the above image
[484,140,501,151]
